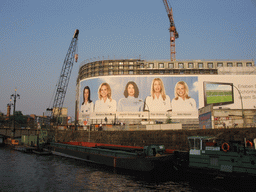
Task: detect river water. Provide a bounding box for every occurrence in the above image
[0,147,255,192]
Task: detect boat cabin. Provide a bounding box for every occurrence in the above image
[187,136,256,176]
[188,136,219,155]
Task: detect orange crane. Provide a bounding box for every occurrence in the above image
[163,0,179,61]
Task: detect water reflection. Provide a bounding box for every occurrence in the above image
[0,147,255,192]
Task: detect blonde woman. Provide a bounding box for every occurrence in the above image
[94,83,117,112]
[171,81,196,111]
[144,78,171,112]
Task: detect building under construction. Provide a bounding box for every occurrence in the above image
[76,59,256,128]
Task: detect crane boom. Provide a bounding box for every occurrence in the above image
[162,0,178,61]
[47,29,79,124]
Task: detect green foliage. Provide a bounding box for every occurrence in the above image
[10,111,27,124]
[166,117,172,124]
[0,113,5,124]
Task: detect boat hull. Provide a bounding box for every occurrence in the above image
[50,142,175,172]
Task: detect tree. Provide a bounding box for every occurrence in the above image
[10,111,27,125]
[166,116,172,124]
[0,111,5,126]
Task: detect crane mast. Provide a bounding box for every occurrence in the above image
[47,29,79,124]
[163,0,179,61]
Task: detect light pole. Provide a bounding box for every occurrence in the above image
[10,89,20,138]
[233,85,245,127]
[7,99,13,135]
[138,100,150,123]
[7,99,13,128]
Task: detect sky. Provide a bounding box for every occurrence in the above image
[0,0,255,119]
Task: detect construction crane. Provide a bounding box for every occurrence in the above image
[163,0,179,61]
[47,29,79,125]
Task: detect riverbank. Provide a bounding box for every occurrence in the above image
[1,127,256,151]
[56,127,256,151]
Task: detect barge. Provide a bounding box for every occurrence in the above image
[50,141,175,172]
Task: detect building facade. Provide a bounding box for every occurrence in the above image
[76,59,255,127]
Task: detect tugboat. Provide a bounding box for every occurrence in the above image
[187,136,256,178]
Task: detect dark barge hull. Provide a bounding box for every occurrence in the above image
[50,142,175,172]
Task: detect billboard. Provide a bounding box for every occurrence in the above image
[198,75,256,110]
[78,75,256,124]
[199,112,212,129]
[203,82,234,106]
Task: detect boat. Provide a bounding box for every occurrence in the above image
[32,148,52,155]
[184,136,256,178]
[14,146,36,153]
[49,141,176,172]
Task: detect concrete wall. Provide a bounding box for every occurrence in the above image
[56,128,256,151]
[0,128,37,138]
[1,127,256,151]
[146,124,182,130]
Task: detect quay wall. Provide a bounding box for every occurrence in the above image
[1,127,256,151]
[56,128,256,151]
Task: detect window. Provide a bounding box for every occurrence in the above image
[149,63,154,69]
[119,62,123,65]
[168,63,174,68]
[237,63,242,67]
[198,63,203,69]
[108,70,113,75]
[180,70,185,74]
[149,71,153,75]
[178,63,184,69]
[128,70,133,74]
[208,63,213,69]
[159,63,164,68]
[217,63,223,67]
[195,139,200,150]
[246,62,252,67]
[119,65,123,69]
[128,62,133,65]
[227,62,233,67]
[109,65,113,69]
[99,71,103,76]
[129,65,133,69]
[119,70,124,75]
[188,138,201,150]
[109,62,113,66]
[159,71,164,74]
[140,71,144,74]
[188,63,194,68]
[140,63,144,68]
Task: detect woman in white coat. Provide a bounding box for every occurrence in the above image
[94,83,116,112]
[80,86,94,123]
[171,81,196,111]
[145,78,171,112]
